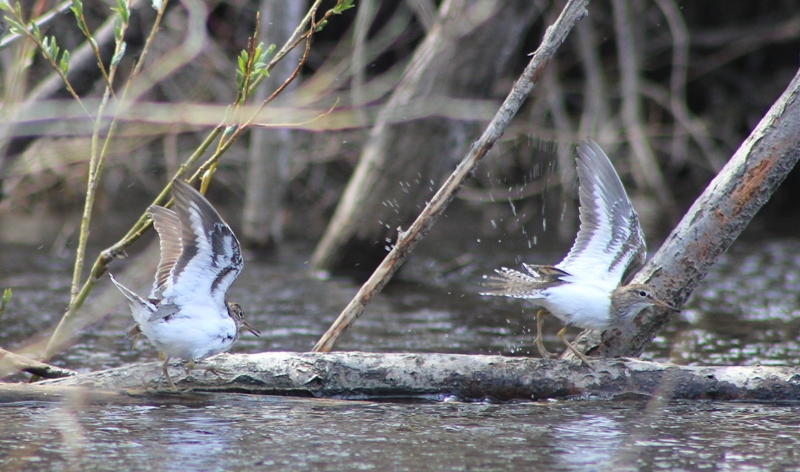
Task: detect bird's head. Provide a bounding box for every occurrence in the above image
[226,301,260,337]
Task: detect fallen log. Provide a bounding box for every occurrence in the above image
[2,352,794,403]
[0,348,77,379]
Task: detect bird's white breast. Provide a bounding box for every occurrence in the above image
[540,280,613,331]
[139,301,237,361]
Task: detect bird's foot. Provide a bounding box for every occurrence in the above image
[533,334,557,359]
[563,344,592,366]
[557,327,592,366]
[185,360,229,380]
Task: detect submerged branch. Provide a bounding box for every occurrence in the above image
[0,348,77,379]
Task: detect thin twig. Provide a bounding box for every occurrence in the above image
[312,0,590,352]
[0,0,72,49]
[639,81,725,171]
[69,0,135,302]
[4,6,90,117]
[41,0,347,360]
[75,8,113,93]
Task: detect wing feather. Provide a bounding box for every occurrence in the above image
[158,180,243,306]
[555,138,646,288]
[148,205,182,299]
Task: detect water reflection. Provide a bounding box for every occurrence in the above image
[2,399,800,470]
[551,414,624,469]
[3,237,800,468]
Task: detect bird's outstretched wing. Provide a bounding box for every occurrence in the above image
[555,138,646,288]
[148,205,182,300]
[151,180,243,307]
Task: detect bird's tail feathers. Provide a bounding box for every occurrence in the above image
[109,273,156,325]
[480,267,545,299]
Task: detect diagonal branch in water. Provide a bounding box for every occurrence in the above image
[571,65,800,359]
[312,0,590,352]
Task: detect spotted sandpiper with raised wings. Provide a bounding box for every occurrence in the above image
[481,138,678,363]
[110,179,259,390]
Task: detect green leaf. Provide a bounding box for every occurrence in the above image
[5,17,25,36]
[51,38,58,58]
[235,70,244,90]
[114,0,129,23]
[111,41,126,66]
[314,19,328,32]
[333,0,355,14]
[60,50,70,74]
[42,37,60,61]
[0,288,11,316]
[70,0,83,17]
[114,14,123,42]
[0,2,11,12]
[31,19,40,39]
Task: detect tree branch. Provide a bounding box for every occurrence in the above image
[312,0,590,352]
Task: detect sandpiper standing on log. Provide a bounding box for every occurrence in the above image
[110,180,260,390]
[481,138,678,363]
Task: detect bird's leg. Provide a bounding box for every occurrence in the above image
[533,309,556,358]
[161,356,178,391]
[557,326,592,365]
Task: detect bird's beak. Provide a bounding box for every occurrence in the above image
[241,320,261,337]
[652,298,680,312]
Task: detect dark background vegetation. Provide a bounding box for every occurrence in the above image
[2,0,800,253]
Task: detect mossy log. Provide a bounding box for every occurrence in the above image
[1,352,798,404]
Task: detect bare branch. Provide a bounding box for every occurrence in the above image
[312,0,590,352]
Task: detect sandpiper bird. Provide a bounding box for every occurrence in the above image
[110,180,259,390]
[481,138,678,363]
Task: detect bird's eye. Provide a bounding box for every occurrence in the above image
[638,290,648,297]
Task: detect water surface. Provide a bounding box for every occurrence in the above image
[1,234,799,469]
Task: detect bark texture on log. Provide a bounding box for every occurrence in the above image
[572,66,800,359]
[310,0,540,275]
[17,352,800,403]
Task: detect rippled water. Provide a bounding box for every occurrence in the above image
[1,397,799,470]
[2,232,800,469]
